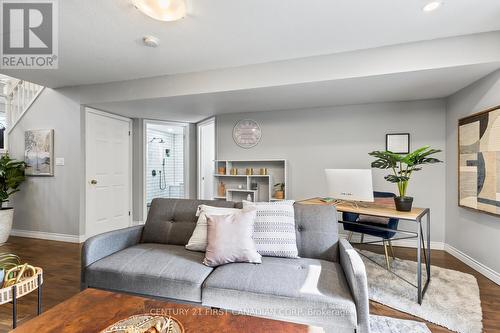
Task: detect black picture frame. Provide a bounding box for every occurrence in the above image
[386,133,410,154]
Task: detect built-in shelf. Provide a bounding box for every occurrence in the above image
[214,174,271,177]
[227,189,257,192]
[214,159,287,202]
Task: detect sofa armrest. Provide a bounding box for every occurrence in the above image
[339,238,370,333]
[81,225,143,289]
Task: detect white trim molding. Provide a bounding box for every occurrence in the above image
[444,244,500,285]
[340,232,499,285]
[10,229,85,243]
[339,233,445,250]
[10,229,500,284]
[7,87,45,134]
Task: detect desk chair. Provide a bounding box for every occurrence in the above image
[343,191,398,270]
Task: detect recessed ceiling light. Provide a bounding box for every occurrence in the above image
[423,1,442,12]
[143,35,160,48]
[133,0,186,22]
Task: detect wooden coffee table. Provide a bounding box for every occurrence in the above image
[12,288,310,332]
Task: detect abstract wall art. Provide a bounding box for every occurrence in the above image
[459,106,500,216]
[25,129,54,176]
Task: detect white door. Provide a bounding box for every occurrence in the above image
[86,109,132,238]
[197,118,215,199]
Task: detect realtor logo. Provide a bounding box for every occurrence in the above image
[0,0,58,68]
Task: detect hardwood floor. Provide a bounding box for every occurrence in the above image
[0,236,498,332]
[0,237,80,332]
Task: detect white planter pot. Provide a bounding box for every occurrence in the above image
[0,208,14,244]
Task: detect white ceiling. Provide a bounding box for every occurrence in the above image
[90,63,500,123]
[2,0,500,88]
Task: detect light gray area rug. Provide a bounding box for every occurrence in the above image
[360,250,482,333]
[370,315,431,333]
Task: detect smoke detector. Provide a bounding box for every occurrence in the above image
[143,35,160,48]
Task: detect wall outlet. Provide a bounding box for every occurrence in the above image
[55,157,65,166]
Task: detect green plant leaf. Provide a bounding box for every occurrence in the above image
[369,145,442,197]
[0,154,26,204]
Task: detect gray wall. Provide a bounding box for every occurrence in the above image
[8,91,196,234]
[9,88,82,235]
[446,69,500,274]
[216,100,447,242]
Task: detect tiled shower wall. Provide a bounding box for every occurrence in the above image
[146,128,184,204]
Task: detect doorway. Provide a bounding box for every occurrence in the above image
[145,121,187,208]
[85,108,132,238]
[197,118,215,200]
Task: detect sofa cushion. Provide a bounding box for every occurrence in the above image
[294,203,339,262]
[204,208,261,267]
[186,205,242,252]
[202,257,357,329]
[86,243,213,302]
[143,198,236,245]
[243,200,299,258]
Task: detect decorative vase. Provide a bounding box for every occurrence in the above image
[217,183,226,197]
[0,208,13,244]
[274,190,284,200]
[394,197,413,212]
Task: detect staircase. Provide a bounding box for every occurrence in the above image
[3,79,44,132]
[0,76,44,151]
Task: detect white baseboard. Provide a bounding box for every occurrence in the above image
[339,233,445,250]
[444,244,500,285]
[10,229,85,243]
[9,229,500,285]
[340,232,499,285]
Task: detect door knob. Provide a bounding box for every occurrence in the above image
[90,179,97,185]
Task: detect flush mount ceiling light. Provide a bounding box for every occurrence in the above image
[133,0,186,22]
[423,1,442,12]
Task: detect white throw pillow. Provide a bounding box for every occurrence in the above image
[243,200,299,258]
[185,205,241,252]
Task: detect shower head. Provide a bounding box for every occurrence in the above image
[149,137,165,143]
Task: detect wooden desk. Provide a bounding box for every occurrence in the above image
[299,197,431,304]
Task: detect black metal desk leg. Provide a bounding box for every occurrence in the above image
[427,211,431,281]
[417,218,422,304]
[37,274,42,315]
[12,286,17,329]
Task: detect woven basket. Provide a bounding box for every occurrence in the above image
[0,267,43,305]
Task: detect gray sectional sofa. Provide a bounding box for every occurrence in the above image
[81,198,369,333]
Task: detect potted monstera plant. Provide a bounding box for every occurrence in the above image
[0,154,26,243]
[369,146,442,211]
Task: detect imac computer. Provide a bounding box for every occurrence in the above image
[324,169,374,205]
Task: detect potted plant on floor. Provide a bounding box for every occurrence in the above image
[0,154,26,243]
[369,146,442,211]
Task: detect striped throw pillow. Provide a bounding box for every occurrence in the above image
[243,200,299,258]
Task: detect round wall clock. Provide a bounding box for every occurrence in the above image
[233,119,262,148]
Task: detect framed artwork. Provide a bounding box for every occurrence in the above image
[25,129,54,176]
[459,105,500,216]
[386,133,410,154]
